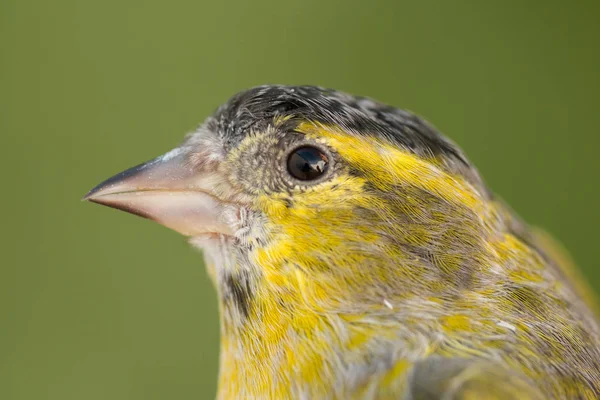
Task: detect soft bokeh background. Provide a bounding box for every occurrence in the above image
[2,0,599,399]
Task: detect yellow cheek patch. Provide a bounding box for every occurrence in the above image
[296,122,484,211]
[254,175,384,268]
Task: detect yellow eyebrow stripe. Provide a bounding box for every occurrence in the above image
[295,121,484,211]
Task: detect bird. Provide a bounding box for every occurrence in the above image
[85,85,600,399]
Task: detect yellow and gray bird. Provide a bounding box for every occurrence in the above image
[85,85,600,399]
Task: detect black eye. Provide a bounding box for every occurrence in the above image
[287,146,329,181]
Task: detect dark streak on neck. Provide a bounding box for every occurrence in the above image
[222,270,253,320]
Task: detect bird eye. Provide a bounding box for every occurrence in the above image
[287,146,329,181]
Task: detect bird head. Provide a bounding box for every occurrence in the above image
[86,85,600,400]
[86,85,497,323]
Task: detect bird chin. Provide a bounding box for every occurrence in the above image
[188,233,237,277]
[188,233,234,247]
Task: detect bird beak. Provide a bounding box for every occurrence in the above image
[84,148,237,237]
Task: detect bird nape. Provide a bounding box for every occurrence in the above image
[85,85,600,399]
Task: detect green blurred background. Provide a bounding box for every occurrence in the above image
[2,0,599,399]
